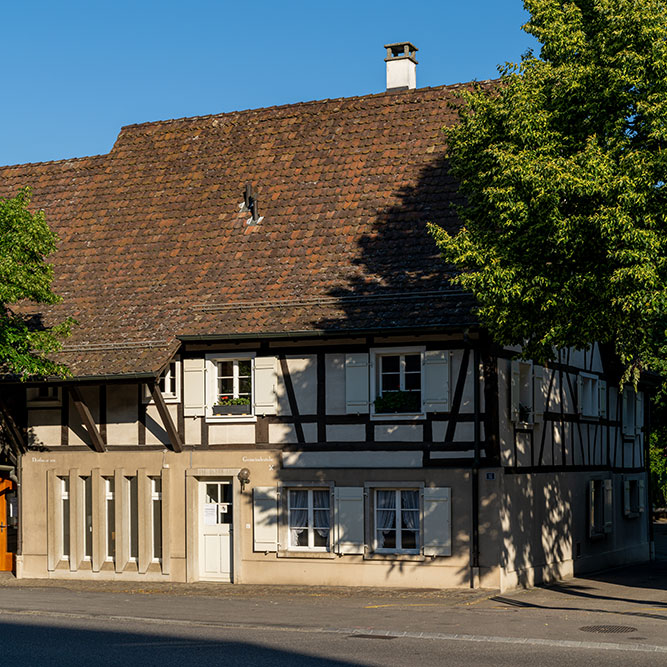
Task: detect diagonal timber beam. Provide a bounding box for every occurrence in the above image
[70,386,106,453]
[149,383,183,453]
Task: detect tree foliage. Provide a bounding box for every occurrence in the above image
[430,0,667,383]
[0,188,73,379]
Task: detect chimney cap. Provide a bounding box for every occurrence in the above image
[384,42,418,64]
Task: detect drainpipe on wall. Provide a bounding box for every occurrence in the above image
[471,348,481,588]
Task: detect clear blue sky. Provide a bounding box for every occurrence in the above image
[1,1,536,166]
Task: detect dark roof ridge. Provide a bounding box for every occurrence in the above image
[117,79,497,133]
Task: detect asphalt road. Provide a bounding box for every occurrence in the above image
[1,524,665,666]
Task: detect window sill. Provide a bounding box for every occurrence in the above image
[206,414,257,424]
[364,552,425,562]
[370,413,426,422]
[277,549,336,560]
[28,401,62,409]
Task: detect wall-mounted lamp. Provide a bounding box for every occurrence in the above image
[238,467,251,492]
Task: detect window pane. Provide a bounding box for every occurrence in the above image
[313,529,329,548]
[401,530,418,550]
[62,499,70,558]
[153,499,162,560]
[83,477,92,559]
[381,374,401,392]
[107,499,115,559]
[292,528,308,547]
[218,361,233,377]
[289,490,308,509]
[239,377,252,395]
[218,378,233,395]
[378,529,396,549]
[289,509,308,528]
[405,355,420,372]
[238,360,251,376]
[401,490,419,510]
[129,477,138,560]
[206,484,219,503]
[382,356,400,373]
[405,372,420,391]
[377,491,396,509]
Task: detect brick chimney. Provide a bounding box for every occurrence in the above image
[384,42,418,91]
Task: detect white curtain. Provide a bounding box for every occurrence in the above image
[376,490,396,548]
[401,490,419,530]
[313,490,330,540]
[289,490,308,547]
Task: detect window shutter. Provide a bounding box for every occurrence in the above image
[254,357,277,415]
[533,366,545,420]
[603,478,613,533]
[577,375,583,415]
[599,380,607,419]
[345,354,370,414]
[622,389,631,435]
[334,487,365,554]
[423,350,449,413]
[510,360,520,422]
[623,479,631,516]
[639,479,646,513]
[423,487,451,557]
[252,487,278,552]
[636,392,644,435]
[183,358,206,416]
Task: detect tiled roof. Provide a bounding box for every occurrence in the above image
[0,83,483,379]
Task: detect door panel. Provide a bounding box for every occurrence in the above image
[198,480,233,581]
[0,477,16,571]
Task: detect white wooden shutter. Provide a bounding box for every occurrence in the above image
[623,479,631,516]
[423,350,449,413]
[636,392,644,435]
[334,487,365,554]
[599,380,607,419]
[345,354,370,414]
[533,366,545,421]
[639,479,646,513]
[603,478,613,533]
[183,358,206,416]
[254,356,277,415]
[510,360,520,422]
[423,487,451,557]
[253,487,278,552]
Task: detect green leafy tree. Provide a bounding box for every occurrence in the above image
[430,0,667,383]
[0,188,73,379]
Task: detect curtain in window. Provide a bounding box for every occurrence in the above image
[376,490,396,548]
[401,490,419,530]
[313,490,330,540]
[289,490,309,547]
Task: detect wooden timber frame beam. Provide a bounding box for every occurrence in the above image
[0,394,26,458]
[149,382,183,453]
[69,386,106,453]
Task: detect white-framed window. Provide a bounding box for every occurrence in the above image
[579,373,599,418]
[104,476,115,561]
[370,346,425,418]
[511,360,534,424]
[205,353,256,421]
[373,488,421,554]
[27,386,62,407]
[150,476,162,562]
[287,488,331,551]
[144,358,181,403]
[59,476,70,560]
[589,478,613,538]
[623,476,645,518]
[81,476,92,561]
[126,476,138,562]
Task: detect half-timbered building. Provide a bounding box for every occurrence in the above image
[0,44,650,589]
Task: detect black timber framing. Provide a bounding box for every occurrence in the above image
[148,383,183,453]
[69,386,106,453]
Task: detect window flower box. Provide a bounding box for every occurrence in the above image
[213,404,251,416]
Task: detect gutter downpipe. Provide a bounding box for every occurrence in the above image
[471,347,481,588]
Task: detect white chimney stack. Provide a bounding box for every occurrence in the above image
[384,42,418,91]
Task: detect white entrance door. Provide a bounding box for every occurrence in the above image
[198,480,233,581]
